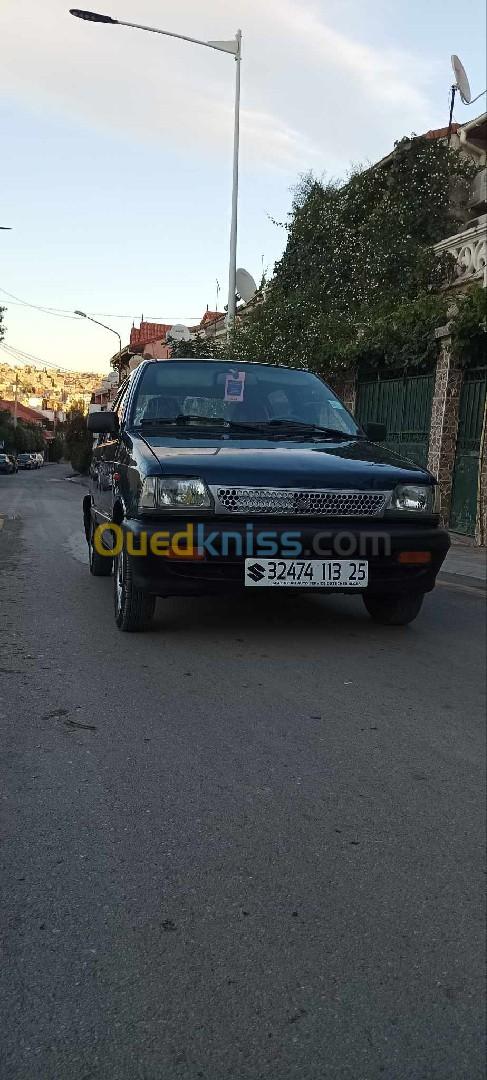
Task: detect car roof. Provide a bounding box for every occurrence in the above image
[144,357,312,374]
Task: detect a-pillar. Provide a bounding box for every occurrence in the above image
[329,369,357,415]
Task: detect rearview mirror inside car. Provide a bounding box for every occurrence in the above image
[86,411,119,435]
[364,421,387,442]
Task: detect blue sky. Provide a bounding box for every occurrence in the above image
[0,0,485,372]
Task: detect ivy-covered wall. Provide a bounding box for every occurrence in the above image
[224,135,482,376]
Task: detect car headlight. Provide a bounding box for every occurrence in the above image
[139,476,212,511]
[389,484,439,513]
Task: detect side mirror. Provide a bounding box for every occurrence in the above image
[364,421,387,442]
[87,410,119,435]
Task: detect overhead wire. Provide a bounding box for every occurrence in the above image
[0,286,201,322]
[0,342,70,371]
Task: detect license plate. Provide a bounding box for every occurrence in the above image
[244,559,368,588]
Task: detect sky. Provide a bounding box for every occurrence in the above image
[0,0,485,373]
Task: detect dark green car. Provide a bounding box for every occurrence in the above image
[85,358,450,632]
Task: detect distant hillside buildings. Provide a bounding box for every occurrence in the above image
[0,362,105,419]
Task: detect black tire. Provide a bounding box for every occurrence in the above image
[113,548,155,632]
[88,518,113,577]
[363,592,424,626]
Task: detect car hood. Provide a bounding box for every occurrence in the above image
[137,433,434,491]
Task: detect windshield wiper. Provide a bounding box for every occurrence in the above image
[139,415,276,432]
[138,416,361,439]
[245,419,362,439]
[139,414,228,427]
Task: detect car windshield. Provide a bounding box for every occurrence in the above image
[130,361,359,436]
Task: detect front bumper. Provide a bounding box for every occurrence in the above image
[119,517,451,598]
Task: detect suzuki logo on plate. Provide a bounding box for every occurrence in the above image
[247,562,266,582]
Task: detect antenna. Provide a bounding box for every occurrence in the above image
[236,268,257,304]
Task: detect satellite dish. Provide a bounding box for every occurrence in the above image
[236,268,257,304]
[166,323,191,343]
[451,55,472,104]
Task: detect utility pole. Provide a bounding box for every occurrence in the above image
[13,372,19,429]
[70,10,242,339]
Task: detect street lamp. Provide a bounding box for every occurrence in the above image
[69,9,242,336]
[75,309,123,382]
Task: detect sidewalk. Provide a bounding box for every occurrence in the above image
[440,540,487,590]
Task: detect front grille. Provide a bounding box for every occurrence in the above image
[211,487,388,517]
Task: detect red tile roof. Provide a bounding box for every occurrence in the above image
[199,310,222,327]
[189,310,226,333]
[0,398,45,424]
[130,322,172,349]
[424,124,460,140]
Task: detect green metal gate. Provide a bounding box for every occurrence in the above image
[450,365,487,536]
[355,370,435,467]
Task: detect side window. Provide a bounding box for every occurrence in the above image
[113,378,132,423]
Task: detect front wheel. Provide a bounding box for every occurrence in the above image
[363,592,424,626]
[113,549,156,632]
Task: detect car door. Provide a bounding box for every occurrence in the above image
[90,380,132,523]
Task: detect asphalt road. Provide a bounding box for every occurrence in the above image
[1,464,485,1080]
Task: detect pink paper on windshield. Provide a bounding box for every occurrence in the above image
[224,371,246,402]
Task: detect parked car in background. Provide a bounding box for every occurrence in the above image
[17,453,36,470]
[0,453,15,474]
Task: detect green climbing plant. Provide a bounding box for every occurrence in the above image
[450,285,487,366]
[227,135,478,376]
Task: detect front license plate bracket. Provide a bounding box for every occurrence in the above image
[244,559,368,588]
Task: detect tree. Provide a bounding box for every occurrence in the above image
[170,335,226,360]
[64,408,92,474]
[48,436,64,462]
[0,409,46,452]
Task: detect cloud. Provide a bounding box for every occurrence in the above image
[275,0,432,108]
[0,0,437,173]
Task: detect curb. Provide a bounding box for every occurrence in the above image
[438,571,486,593]
[65,474,90,488]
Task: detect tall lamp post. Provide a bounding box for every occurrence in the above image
[69,10,242,335]
[75,309,123,382]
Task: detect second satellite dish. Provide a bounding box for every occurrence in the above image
[236,268,257,304]
[451,55,472,104]
[167,324,191,342]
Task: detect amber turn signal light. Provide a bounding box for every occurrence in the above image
[396,551,432,565]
